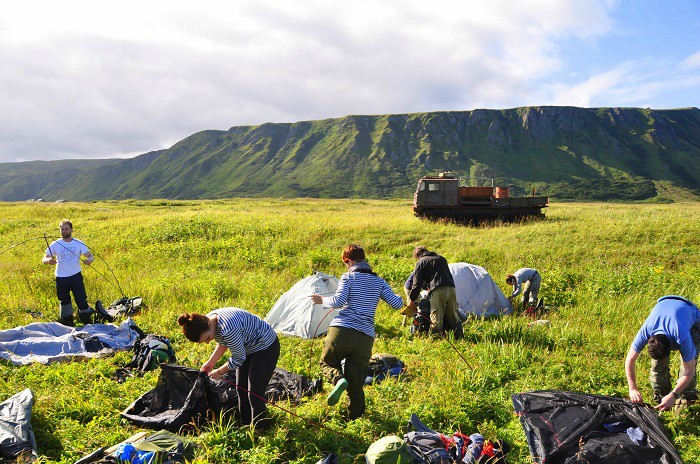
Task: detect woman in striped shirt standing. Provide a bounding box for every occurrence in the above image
[178,307,280,431]
[311,244,403,419]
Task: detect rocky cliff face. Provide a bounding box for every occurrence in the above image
[1,106,699,201]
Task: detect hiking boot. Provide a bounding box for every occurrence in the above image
[253,416,275,434]
[452,321,464,340]
[536,298,544,310]
[59,314,75,327]
[78,307,96,325]
[327,378,348,406]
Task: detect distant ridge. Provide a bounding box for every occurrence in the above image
[2,106,699,202]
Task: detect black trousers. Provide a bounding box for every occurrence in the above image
[55,272,88,310]
[236,336,280,426]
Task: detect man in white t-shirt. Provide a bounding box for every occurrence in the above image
[42,219,94,326]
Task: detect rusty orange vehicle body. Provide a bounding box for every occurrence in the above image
[412,173,549,222]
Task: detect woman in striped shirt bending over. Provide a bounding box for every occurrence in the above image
[178,307,280,431]
[311,244,403,419]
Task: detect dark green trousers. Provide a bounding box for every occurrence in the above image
[320,326,374,419]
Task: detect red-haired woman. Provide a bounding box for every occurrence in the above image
[311,244,403,419]
[178,307,279,431]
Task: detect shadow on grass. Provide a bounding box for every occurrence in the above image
[32,412,64,461]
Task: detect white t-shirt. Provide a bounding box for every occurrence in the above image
[46,239,90,278]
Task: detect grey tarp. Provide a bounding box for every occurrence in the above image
[0,319,140,365]
[0,389,37,461]
[512,390,684,464]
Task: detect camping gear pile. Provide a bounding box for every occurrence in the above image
[74,430,194,464]
[365,414,509,464]
[103,296,145,320]
[74,297,144,326]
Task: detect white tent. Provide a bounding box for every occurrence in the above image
[449,263,512,317]
[264,272,340,339]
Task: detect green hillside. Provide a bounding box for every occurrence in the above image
[2,106,699,202]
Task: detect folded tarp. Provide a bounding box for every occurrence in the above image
[0,389,37,462]
[0,319,140,365]
[122,364,323,432]
[512,390,684,464]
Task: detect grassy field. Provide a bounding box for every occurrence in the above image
[0,199,699,464]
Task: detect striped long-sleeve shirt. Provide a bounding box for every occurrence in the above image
[207,307,277,370]
[322,262,403,338]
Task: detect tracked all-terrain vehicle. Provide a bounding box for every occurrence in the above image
[412,173,548,222]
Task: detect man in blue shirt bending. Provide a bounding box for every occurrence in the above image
[625,295,700,411]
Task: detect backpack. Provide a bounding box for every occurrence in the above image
[365,435,416,464]
[105,296,145,320]
[404,431,454,464]
[365,353,405,385]
[127,335,177,373]
[411,298,432,335]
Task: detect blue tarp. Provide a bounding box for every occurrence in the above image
[0,319,140,365]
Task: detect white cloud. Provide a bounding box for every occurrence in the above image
[0,0,665,163]
[540,54,700,109]
[680,50,700,71]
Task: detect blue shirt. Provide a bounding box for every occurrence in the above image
[631,296,700,362]
[322,262,403,338]
[207,307,277,370]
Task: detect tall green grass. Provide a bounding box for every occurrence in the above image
[0,199,698,463]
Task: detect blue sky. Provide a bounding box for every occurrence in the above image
[0,0,698,163]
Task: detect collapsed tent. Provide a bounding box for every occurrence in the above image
[0,319,141,365]
[512,390,684,464]
[122,364,239,433]
[265,272,340,338]
[449,263,512,317]
[122,364,323,432]
[0,389,37,462]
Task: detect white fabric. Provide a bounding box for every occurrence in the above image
[46,238,89,277]
[265,272,340,339]
[449,263,513,317]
